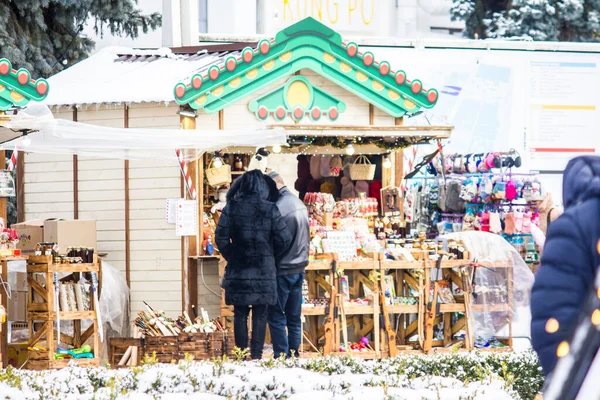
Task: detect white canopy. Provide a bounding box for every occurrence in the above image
[3,104,286,161]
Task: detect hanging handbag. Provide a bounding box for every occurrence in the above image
[206,158,232,187]
[349,155,376,181]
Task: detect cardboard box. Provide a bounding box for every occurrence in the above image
[7,342,29,368]
[13,219,45,255]
[44,220,97,254]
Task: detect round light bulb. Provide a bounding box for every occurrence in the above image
[213,157,223,168]
[272,144,282,154]
[21,136,31,147]
[383,157,392,169]
[346,144,355,156]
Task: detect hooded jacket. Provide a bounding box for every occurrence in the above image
[531,156,600,376]
[215,170,292,306]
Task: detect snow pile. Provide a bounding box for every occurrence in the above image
[0,351,543,399]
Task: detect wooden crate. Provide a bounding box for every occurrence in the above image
[144,336,178,363]
[178,332,210,360]
[108,337,143,368]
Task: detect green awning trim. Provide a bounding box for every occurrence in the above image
[174,17,438,118]
[0,59,49,111]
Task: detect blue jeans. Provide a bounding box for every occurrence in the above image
[268,273,304,358]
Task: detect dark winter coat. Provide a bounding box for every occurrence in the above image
[531,156,600,376]
[215,170,292,306]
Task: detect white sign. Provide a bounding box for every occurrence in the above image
[322,231,357,261]
[166,199,179,224]
[175,200,198,237]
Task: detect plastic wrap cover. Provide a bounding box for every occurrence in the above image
[441,231,534,339]
[100,261,130,338]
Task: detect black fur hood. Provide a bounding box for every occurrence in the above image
[226,169,280,202]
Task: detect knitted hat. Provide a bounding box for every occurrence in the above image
[297,155,311,179]
[340,176,356,199]
[355,180,369,196]
[310,155,322,179]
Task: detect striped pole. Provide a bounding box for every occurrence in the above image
[175,149,197,200]
[7,148,17,172]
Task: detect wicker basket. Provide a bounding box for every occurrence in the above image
[206,158,232,187]
[349,155,376,181]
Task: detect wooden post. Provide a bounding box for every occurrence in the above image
[124,105,131,288]
[0,149,6,225]
[394,117,405,219]
[72,107,78,219]
[180,108,197,316]
[16,150,24,223]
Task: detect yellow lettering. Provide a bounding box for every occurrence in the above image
[361,0,374,25]
[283,0,294,22]
[348,0,357,24]
[312,0,323,20]
[327,0,339,24]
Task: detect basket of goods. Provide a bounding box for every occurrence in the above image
[206,157,231,187]
[349,156,376,181]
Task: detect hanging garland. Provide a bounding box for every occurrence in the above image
[287,135,431,151]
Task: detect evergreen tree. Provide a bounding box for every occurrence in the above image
[0,0,161,78]
[452,0,600,41]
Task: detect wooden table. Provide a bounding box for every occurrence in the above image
[0,256,27,368]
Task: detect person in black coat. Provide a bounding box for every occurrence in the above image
[531,155,600,376]
[215,170,292,359]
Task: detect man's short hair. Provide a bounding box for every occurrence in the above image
[267,170,285,187]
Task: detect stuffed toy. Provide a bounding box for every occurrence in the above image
[320,155,333,178]
[310,155,322,179]
[330,155,343,177]
[320,181,336,195]
[531,180,542,200]
[340,176,356,199]
[247,147,270,172]
[462,213,476,231]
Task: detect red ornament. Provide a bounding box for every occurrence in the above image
[226,58,237,72]
[379,62,390,76]
[36,80,48,95]
[427,89,438,103]
[293,106,304,120]
[192,75,202,89]
[0,61,9,75]
[346,42,358,57]
[259,40,270,55]
[395,71,406,85]
[242,48,253,63]
[175,84,185,98]
[363,52,374,67]
[17,70,29,85]
[411,80,422,94]
[209,66,219,80]
[311,107,321,120]
[328,107,339,120]
[275,106,286,120]
[257,106,268,120]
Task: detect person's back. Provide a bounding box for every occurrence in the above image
[266,171,309,358]
[531,156,600,376]
[216,170,291,359]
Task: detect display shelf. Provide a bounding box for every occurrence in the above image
[0,256,28,369]
[381,260,423,270]
[301,306,327,316]
[25,256,101,370]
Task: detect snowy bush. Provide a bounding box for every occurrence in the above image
[0,351,542,400]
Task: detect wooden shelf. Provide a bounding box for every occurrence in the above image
[337,260,379,270]
[381,261,423,270]
[301,306,327,316]
[343,304,375,315]
[439,304,466,313]
[388,304,419,313]
[472,304,510,312]
[27,357,100,370]
[306,261,332,271]
[28,311,96,321]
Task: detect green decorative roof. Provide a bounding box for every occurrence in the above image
[0,59,49,111]
[174,17,438,118]
[248,76,346,121]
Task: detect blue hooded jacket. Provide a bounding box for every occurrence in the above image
[531,155,600,376]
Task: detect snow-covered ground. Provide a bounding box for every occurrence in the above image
[0,352,542,399]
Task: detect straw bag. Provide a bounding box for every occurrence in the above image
[349,155,376,181]
[206,159,231,187]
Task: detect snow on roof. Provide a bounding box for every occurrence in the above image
[42,46,229,107]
